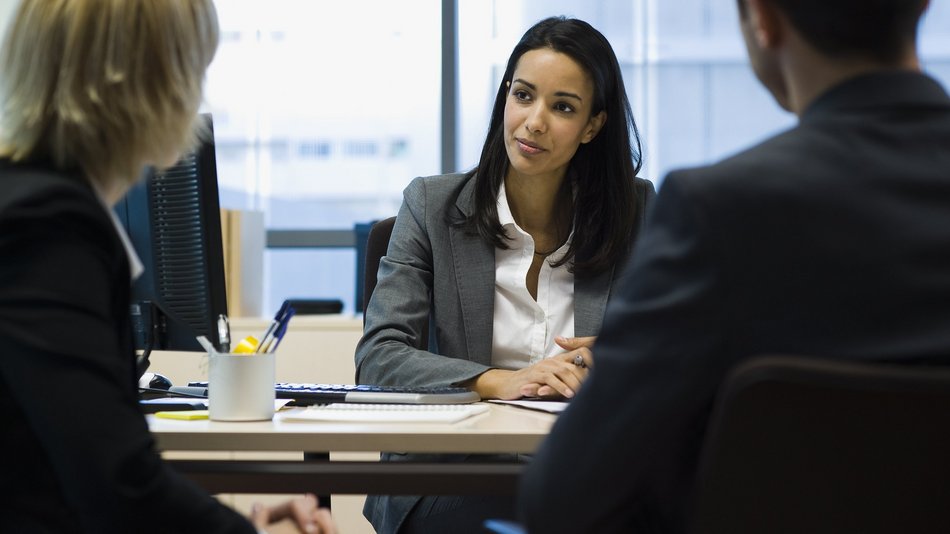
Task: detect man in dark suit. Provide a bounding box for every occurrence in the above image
[520,0,948,532]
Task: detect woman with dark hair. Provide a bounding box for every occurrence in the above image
[356,16,654,532]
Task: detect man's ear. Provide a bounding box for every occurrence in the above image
[582,111,606,144]
[746,0,784,49]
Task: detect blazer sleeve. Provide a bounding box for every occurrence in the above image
[356,177,493,388]
[636,176,657,223]
[519,172,737,533]
[630,176,657,264]
[0,188,254,533]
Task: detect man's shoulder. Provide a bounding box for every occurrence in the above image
[670,127,804,184]
[661,122,853,213]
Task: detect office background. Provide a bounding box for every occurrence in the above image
[1,0,948,316]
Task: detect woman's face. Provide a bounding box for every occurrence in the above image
[503,47,605,183]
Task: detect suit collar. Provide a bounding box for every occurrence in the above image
[454,172,478,218]
[803,70,950,122]
[575,267,614,337]
[95,189,145,281]
[449,175,495,363]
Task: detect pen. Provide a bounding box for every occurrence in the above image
[255,320,280,353]
[196,335,216,353]
[256,300,293,353]
[266,306,295,353]
[254,322,278,353]
[216,314,230,352]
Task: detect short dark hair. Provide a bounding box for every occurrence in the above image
[738,0,927,63]
[466,16,644,277]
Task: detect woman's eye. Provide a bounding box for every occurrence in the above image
[513,90,531,101]
[555,102,575,113]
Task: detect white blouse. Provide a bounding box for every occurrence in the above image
[491,182,575,370]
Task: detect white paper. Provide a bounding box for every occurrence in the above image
[140,397,208,406]
[487,399,569,413]
[280,403,490,423]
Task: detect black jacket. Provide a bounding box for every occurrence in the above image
[520,71,950,533]
[0,161,254,533]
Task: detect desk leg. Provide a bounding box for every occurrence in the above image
[303,452,332,510]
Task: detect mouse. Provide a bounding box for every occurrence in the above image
[139,372,173,390]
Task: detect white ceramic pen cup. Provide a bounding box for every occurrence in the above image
[207,351,275,421]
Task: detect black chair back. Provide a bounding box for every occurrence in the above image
[362,216,396,313]
[691,355,950,534]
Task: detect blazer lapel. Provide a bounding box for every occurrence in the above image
[574,266,614,337]
[446,176,615,357]
[450,178,495,364]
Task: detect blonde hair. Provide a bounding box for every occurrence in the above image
[0,0,219,192]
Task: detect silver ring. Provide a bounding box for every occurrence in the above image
[573,354,586,368]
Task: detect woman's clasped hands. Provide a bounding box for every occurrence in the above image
[469,336,596,400]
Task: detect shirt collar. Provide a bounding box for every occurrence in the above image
[92,184,145,282]
[497,181,517,228]
[495,180,574,259]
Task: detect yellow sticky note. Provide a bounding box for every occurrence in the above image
[154,410,209,420]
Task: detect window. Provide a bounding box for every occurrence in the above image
[209,0,950,314]
[205,0,442,313]
[2,2,947,316]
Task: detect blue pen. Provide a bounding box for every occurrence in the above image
[267,306,296,353]
[255,300,294,352]
[255,301,292,353]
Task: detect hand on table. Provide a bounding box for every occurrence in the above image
[468,336,595,400]
[249,494,337,534]
[522,336,595,398]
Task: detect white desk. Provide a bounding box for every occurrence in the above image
[149,403,556,495]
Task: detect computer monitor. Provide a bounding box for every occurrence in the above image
[114,113,228,359]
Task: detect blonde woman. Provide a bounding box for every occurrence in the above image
[0,1,334,532]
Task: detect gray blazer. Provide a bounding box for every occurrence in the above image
[356,172,654,533]
[356,172,653,387]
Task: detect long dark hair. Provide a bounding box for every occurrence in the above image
[465,16,643,277]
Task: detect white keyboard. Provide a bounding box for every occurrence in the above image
[280,403,490,423]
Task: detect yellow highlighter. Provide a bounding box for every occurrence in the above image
[233,335,259,354]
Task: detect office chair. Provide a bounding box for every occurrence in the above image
[690,355,950,534]
[363,216,396,313]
